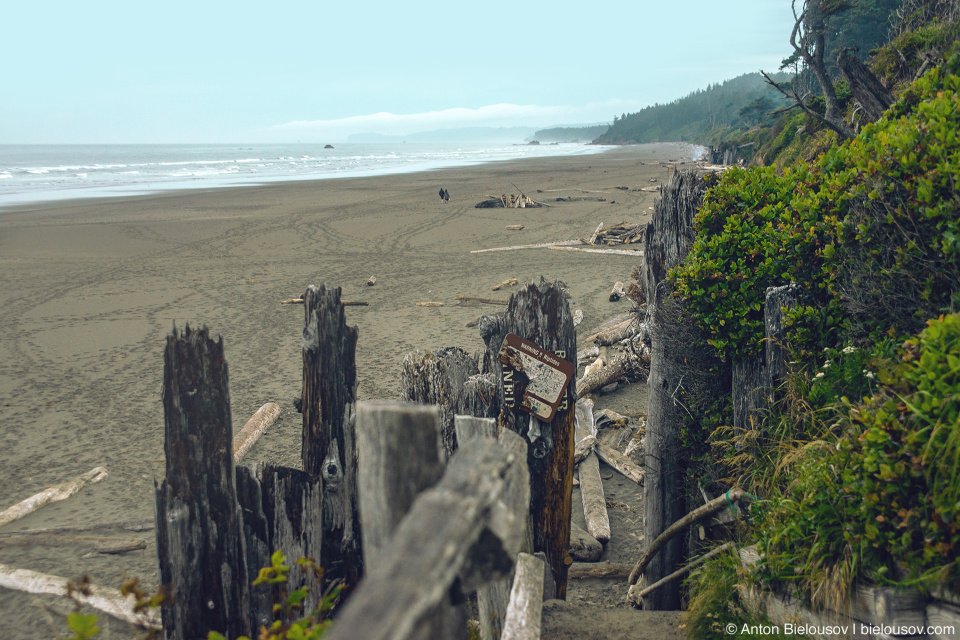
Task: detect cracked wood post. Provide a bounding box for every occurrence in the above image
[500,553,545,640]
[639,171,727,610]
[301,284,363,592]
[357,401,467,640]
[479,277,576,599]
[764,284,800,403]
[326,435,526,640]
[154,325,250,640]
[400,347,492,458]
[235,463,324,631]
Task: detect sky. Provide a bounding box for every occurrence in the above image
[2,1,798,144]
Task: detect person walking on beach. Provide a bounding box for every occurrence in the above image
[439,187,446,203]
[443,188,450,203]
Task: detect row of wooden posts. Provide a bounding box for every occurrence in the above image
[155,279,577,639]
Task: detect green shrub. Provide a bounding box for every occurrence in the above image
[757,313,960,599]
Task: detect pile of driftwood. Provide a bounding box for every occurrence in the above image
[586,221,645,246]
[476,193,549,209]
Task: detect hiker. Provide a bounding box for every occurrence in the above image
[439,188,446,203]
[443,188,450,203]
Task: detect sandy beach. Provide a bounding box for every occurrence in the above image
[0,142,698,637]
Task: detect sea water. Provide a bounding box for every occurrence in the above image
[0,142,611,207]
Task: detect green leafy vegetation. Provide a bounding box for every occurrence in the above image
[674,38,960,639]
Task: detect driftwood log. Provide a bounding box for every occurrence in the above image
[0,563,161,629]
[567,564,633,580]
[500,553,545,640]
[576,353,633,397]
[0,467,108,529]
[639,170,727,610]
[300,284,363,591]
[232,402,280,464]
[609,281,625,302]
[595,444,644,486]
[568,522,603,562]
[579,453,610,545]
[478,278,576,597]
[325,436,528,640]
[154,325,250,640]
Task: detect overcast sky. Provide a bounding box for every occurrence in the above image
[2,1,797,144]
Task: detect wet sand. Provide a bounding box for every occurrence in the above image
[0,142,698,637]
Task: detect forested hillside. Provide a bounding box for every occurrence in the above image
[594,73,791,146]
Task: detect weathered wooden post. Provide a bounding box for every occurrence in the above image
[479,277,576,599]
[399,347,494,458]
[764,284,801,401]
[327,420,528,640]
[637,171,728,610]
[356,401,466,639]
[300,284,363,591]
[155,325,250,639]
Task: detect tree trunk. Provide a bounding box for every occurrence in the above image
[639,171,728,610]
[155,325,250,640]
[479,278,576,598]
[300,284,363,592]
[838,48,895,123]
[764,284,801,402]
[733,355,766,444]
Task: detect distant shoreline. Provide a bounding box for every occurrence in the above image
[0,141,619,211]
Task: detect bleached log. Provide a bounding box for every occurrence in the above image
[576,354,633,397]
[548,246,644,257]
[588,223,604,244]
[577,345,600,364]
[367,276,377,286]
[573,435,597,465]
[609,282,625,302]
[456,296,509,306]
[0,562,161,629]
[579,453,610,545]
[583,318,635,344]
[0,467,108,529]
[0,518,154,537]
[470,240,581,254]
[0,533,147,553]
[281,298,368,306]
[500,553,545,640]
[595,444,644,486]
[628,542,734,606]
[583,356,606,379]
[568,522,602,562]
[417,301,445,307]
[492,278,520,291]
[232,402,281,464]
[567,564,633,580]
[505,225,524,230]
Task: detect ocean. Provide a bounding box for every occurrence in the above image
[0,142,612,208]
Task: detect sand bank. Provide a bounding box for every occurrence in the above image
[0,142,698,637]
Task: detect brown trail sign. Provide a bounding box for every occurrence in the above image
[479,277,577,598]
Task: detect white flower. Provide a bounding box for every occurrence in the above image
[822,361,831,368]
[823,347,830,352]
[815,372,825,379]
[864,370,875,379]
[842,346,856,354]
